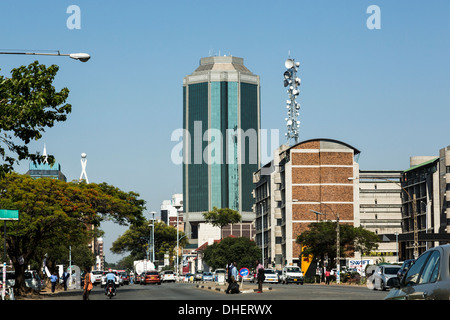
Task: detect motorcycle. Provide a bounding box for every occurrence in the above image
[105,280,116,299]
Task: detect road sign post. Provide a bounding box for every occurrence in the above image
[1,210,19,300]
[239,268,250,290]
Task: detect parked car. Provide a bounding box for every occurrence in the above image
[194,270,203,281]
[385,244,450,300]
[5,270,42,291]
[202,272,213,281]
[240,272,254,283]
[281,266,304,285]
[101,271,120,288]
[91,270,104,286]
[141,270,161,285]
[371,264,402,291]
[213,269,226,282]
[263,269,279,283]
[161,270,176,283]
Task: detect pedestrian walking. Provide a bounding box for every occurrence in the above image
[225,262,239,294]
[325,269,331,285]
[83,267,93,300]
[62,270,69,291]
[256,260,265,293]
[50,272,58,293]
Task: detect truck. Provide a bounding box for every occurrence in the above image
[133,260,155,276]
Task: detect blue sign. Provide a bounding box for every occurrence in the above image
[239,268,249,277]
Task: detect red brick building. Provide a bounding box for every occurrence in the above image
[254,138,360,269]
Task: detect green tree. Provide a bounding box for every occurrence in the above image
[0,61,71,177]
[202,207,241,238]
[296,222,379,268]
[0,173,145,295]
[111,220,188,266]
[202,237,260,271]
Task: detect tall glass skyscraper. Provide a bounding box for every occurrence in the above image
[183,56,260,240]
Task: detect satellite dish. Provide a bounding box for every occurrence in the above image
[285,59,294,69]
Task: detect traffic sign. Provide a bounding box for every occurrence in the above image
[239,268,249,277]
[0,210,18,221]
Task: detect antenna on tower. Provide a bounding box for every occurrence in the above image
[283,56,302,145]
[79,152,89,183]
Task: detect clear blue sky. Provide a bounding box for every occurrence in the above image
[1,1,449,262]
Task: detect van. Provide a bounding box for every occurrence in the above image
[281,266,304,285]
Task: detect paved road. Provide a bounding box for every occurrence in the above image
[42,281,388,301]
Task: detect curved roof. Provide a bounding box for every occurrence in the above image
[288,138,361,155]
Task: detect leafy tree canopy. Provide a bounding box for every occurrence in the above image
[202,207,241,229]
[0,61,71,177]
[111,220,188,263]
[0,173,146,295]
[296,222,379,268]
[202,237,261,271]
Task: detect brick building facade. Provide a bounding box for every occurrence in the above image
[254,138,360,269]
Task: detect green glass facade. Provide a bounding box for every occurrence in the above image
[183,56,260,231]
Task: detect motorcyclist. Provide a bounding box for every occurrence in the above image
[104,269,116,295]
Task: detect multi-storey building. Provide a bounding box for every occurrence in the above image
[356,170,403,262]
[254,138,360,270]
[400,146,450,260]
[182,56,260,245]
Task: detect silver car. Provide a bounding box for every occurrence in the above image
[371,264,402,291]
[385,244,450,300]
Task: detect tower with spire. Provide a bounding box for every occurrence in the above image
[26,144,67,181]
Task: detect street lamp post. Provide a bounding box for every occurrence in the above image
[0,51,90,62]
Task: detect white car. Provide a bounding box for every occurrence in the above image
[281,266,304,285]
[161,270,176,283]
[91,270,104,286]
[263,269,279,283]
[101,271,120,288]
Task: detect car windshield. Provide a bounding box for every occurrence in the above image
[286,267,301,272]
[264,270,275,274]
[215,270,225,273]
[146,271,158,275]
[165,271,173,274]
[385,267,400,275]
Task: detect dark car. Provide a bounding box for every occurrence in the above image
[385,244,450,300]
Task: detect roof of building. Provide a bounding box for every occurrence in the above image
[286,138,361,155]
[403,157,439,173]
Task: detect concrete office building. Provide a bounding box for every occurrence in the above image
[356,170,403,263]
[253,138,360,270]
[400,146,450,260]
[183,56,260,245]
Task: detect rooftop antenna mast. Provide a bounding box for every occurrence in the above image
[283,56,301,145]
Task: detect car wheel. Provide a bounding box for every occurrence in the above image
[380,281,386,291]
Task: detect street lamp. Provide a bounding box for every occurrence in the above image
[150,211,156,263]
[0,50,90,62]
